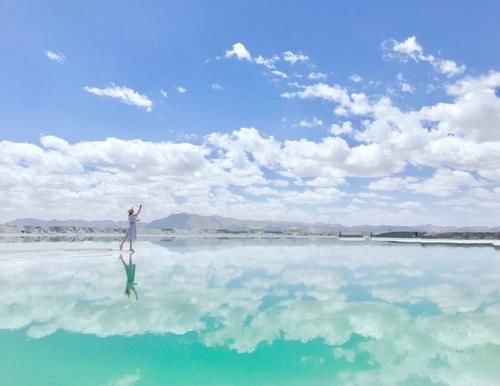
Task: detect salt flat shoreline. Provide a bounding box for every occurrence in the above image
[0,232,499,248]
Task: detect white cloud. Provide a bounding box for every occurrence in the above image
[225,42,252,61]
[394,201,421,209]
[369,176,418,192]
[4,67,500,225]
[349,74,363,83]
[419,71,500,142]
[176,86,188,94]
[270,70,288,79]
[223,47,308,83]
[337,73,500,186]
[211,83,223,91]
[397,73,415,93]
[384,36,466,77]
[244,185,280,196]
[415,169,481,196]
[369,169,481,197]
[330,121,353,136]
[304,176,345,188]
[401,82,415,93]
[278,69,500,193]
[298,117,323,128]
[435,59,466,77]
[44,50,65,63]
[83,84,153,112]
[254,55,279,69]
[308,72,327,80]
[160,89,168,98]
[391,36,423,59]
[282,50,309,64]
[282,82,350,104]
[282,186,344,204]
[0,126,406,223]
[271,179,289,187]
[282,83,373,116]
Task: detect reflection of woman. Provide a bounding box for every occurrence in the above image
[120,253,138,300]
[120,204,142,252]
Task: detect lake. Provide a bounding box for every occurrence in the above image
[1,238,499,386]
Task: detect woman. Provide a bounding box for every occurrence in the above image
[120,204,142,252]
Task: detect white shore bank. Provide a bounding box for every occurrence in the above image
[0,232,499,248]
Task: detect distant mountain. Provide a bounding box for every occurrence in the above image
[5,218,128,228]
[146,213,500,233]
[146,212,321,231]
[5,213,500,233]
[147,213,250,230]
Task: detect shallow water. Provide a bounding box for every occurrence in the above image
[1,239,500,386]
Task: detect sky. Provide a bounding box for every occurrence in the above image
[1,0,500,226]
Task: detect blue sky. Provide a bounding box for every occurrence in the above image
[1,1,500,225]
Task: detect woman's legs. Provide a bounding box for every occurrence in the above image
[120,236,127,250]
[129,239,134,251]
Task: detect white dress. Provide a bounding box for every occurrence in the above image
[126,215,137,240]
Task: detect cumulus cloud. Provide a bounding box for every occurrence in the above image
[394,200,421,209]
[391,35,423,59]
[397,73,415,93]
[208,127,403,180]
[244,185,280,196]
[282,83,372,116]
[4,67,500,225]
[0,127,404,223]
[435,59,467,77]
[282,50,310,64]
[277,68,500,219]
[282,82,350,104]
[330,121,353,136]
[270,70,288,79]
[160,89,168,98]
[176,86,188,94]
[349,74,362,83]
[400,82,415,93]
[44,50,65,63]
[298,117,323,128]
[369,169,481,197]
[211,83,223,91]
[420,71,500,142]
[383,36,466,77]
[308,72,327,80]
[328,71,500,182]
[224,46,309,83]
[254,55,279,69]
[83,84,153,112]
[225,42,252,61]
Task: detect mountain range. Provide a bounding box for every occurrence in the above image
[6,218,129,228]
[5,213,500,233]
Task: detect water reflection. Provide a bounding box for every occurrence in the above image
[0,240,499,385]
[120,252,138,300]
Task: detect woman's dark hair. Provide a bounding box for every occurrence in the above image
[128,208,134,215]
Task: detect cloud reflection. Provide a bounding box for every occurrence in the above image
[1,239,500,385]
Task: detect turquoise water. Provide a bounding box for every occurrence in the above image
[1,239,500,385]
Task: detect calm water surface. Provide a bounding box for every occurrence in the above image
[1,239,500,386]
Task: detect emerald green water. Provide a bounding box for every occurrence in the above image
[2,330,372,386]
[1,239,499,385]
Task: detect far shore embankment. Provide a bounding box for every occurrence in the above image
[1,226,500,248]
